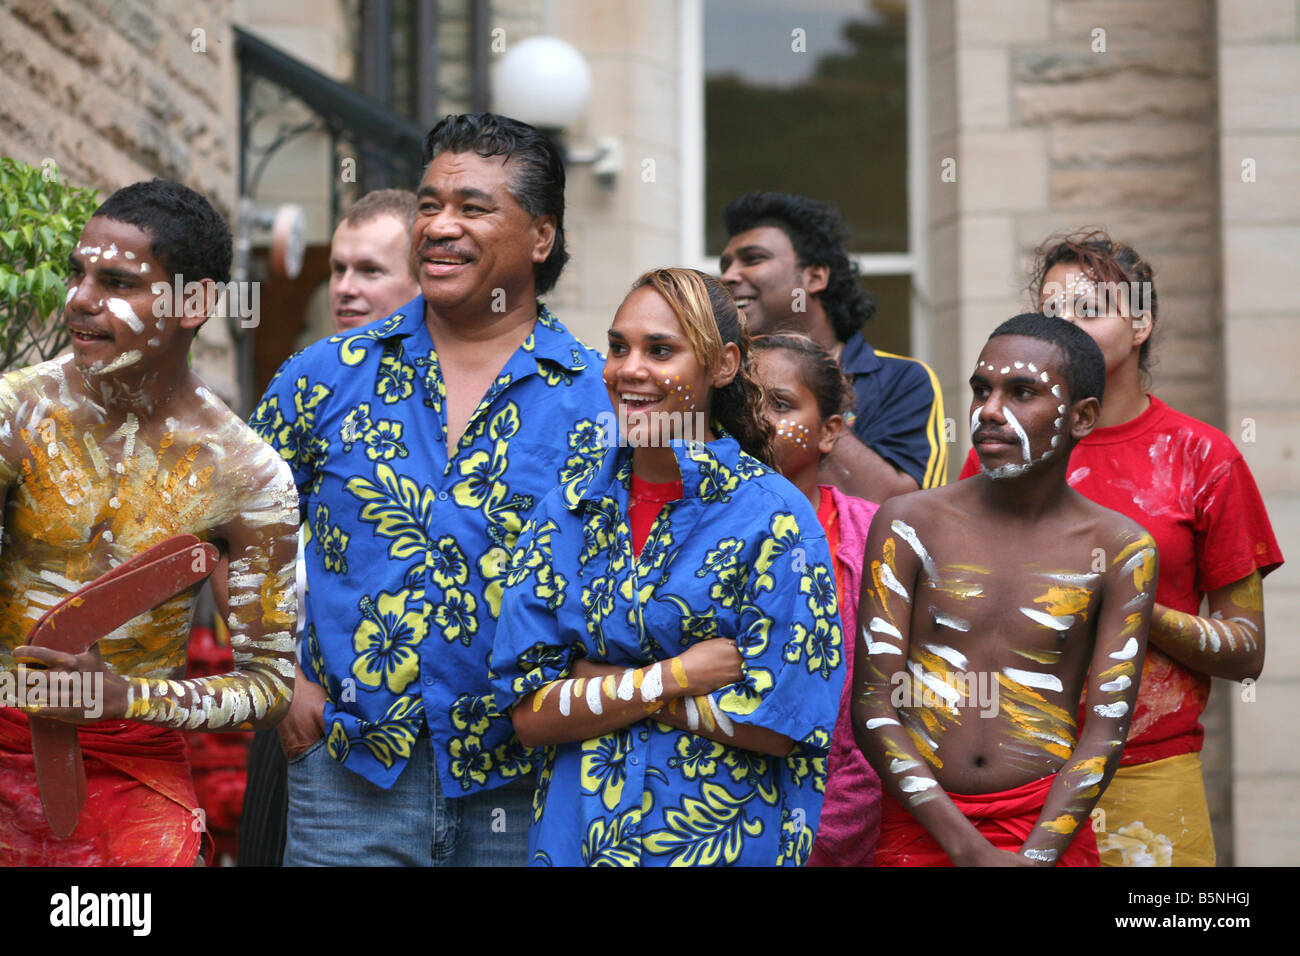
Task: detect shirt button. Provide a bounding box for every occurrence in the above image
[628,755,639,766]
[423,677,434,686]
[437,491,449,501]
[638,731,648,742]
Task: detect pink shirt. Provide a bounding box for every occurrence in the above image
[807,485,882,867]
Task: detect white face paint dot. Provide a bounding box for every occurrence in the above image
[1040,371,1049,382]
[1014,361,1024,369]
[1027,363,1038,373]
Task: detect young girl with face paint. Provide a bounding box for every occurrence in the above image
[752,334,883,867]
[491,269,845,866]
[960,231,1284,866]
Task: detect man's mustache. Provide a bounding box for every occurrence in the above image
[417,241,474,260]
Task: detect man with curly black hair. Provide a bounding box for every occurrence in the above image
[721,192,947,501]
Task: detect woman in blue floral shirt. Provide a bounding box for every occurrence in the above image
[491,268,845,866]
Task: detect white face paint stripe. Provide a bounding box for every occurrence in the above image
[889,757,921,774]
[970,405,983,439]
[558,679,575,717]
[105,298,144,332]
[866,717,899,730]
[1099,675,1131,693]
[899,776,939,793]
[1003,406,1032,465]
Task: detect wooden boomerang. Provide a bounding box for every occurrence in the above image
[18,534,220,839]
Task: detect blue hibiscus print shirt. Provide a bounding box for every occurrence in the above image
[251,296,610,793]
[491,436,845,865]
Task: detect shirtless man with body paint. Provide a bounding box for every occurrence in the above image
[0,179,298,866]
[854,313,1157,867]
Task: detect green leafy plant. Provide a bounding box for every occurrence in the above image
[0,157,101,372]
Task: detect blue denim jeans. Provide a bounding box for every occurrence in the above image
[283,733,534,866]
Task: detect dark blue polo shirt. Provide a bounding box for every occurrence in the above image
[840,331,947,488]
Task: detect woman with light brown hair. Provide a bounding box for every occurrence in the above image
[960,230,1284,866]
[490,268,845,866]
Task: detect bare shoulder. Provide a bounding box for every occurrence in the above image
[873,481,969,535]
[179,382,298,500]
[1070,492,1158,588]
[1068,488,1155,554]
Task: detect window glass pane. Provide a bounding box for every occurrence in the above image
[704,0,908,256]
[856,272,911,356]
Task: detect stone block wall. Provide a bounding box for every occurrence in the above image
[926,0,1236,860]
[0,0,240,403]
[1217,0,1300,867]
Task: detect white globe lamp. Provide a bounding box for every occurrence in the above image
[493,36,591,131]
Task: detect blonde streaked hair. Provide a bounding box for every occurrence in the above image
[627,267,775,466]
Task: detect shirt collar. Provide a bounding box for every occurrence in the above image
[564,432,752,509]
[524,304,595,373]
[838,331,882,374]
[335,296,591,373]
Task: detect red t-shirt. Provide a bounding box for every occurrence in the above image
[959,396,1283,764]
[628,473,683,557]
[817,485,842,575]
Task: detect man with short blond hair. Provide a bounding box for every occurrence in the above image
[329,189,421,332]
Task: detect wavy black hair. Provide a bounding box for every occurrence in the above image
[422,112,568,295]
[722,191,874,342]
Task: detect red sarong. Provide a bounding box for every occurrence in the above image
[0,708,204,866]
[874,772,1100,867]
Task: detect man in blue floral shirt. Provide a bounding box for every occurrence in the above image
[251,113,610,865]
